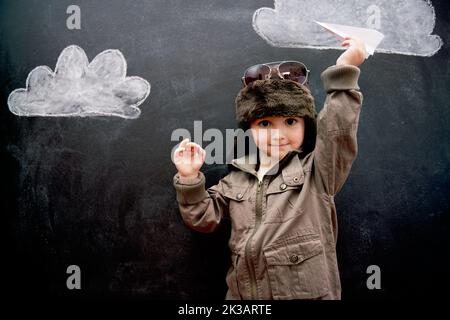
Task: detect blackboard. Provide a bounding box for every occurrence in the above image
[1,0,449,302]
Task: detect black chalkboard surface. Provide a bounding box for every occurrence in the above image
[0,0,449,302]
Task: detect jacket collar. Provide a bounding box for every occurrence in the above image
[231,149,304,185]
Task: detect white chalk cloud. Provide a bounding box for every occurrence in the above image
[253,0,443,56]
[8,45,150,118]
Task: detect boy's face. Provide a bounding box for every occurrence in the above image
[250,116,305,161]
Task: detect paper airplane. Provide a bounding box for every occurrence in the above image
[314,21,385,58]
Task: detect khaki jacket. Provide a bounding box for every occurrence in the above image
[173,65,363,300]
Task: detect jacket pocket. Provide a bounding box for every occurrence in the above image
[265,185,304,224]
[225,252,242,300]
[224,187,249,202]
[263,235,329,299]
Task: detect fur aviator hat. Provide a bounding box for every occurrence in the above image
[235,79,317,128]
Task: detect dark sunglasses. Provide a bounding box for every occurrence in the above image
[241,61,310,86]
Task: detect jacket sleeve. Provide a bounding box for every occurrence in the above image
[172,171,229,233]
[313,64,363,196]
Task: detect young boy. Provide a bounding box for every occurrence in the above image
[172,37,366,300]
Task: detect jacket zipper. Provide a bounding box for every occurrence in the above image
[244,177,267,300]
[231,154,297,299]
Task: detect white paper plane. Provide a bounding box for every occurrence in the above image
[314,21,385,58]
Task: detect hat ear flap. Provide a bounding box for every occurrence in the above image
[238,121,250,131]
[301,117,317,155]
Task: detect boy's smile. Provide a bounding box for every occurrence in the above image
[250,115,305,163]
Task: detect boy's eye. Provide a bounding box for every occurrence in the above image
[286,118,297,125]
[258,120,270,127]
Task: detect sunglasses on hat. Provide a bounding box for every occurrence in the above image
[241,61,310,87]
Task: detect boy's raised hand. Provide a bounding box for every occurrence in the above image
[336,36,367,67]
[172,138,206,179]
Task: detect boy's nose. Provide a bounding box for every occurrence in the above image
[270,129,286,140]
[268,68,283,80]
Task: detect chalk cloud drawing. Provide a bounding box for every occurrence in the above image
[253,0,443,56]
[8,45,151,118]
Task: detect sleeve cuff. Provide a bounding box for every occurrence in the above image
[174,172,202,185]
[321,65,361,93]
[173,172,209,204]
